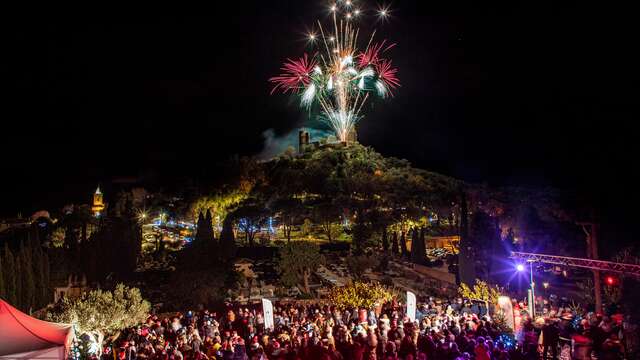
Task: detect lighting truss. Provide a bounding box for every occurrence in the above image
[511,251,640,277]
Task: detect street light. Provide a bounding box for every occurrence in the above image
[527,260,536,317]
[516,261,536,317]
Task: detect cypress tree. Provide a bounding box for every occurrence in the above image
[458,191,476,286]
[219,217,237,262]
[65,224,79,252]
[32,245,49,308]
[31,244,40,307]
[195,212,205,243]
[409,227,417,262]
[0,250,5,300]
[3,243,17,306]
[420,227,427,262]
[205,209,214,240]
[400,231,409,259]
[15,251,22,310]
[43,252,50,304]
[410,227,427,265]
[20,242,36,312]
[391,231,399,256]
[197,211,204,229]
[381,227,389,253]
[410,227,421,264]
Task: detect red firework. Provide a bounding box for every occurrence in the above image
[377,59,400,94]
[357,40,396,68]
[269,53,317,94]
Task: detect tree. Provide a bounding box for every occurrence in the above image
[458,191,476,285]
[400,231,409,259]
[327,282,393,310]
[61,205,95,252]
[271,198,304,243]
[194,211,215,244]
[46,284,150,355]
[219,217,237,261]
[612,247,640,319]
[314,202,341,242]
[31,244,50,308]
[64,223,79,252]
[410,227,426,265]
[195,211,205,240]
[42,251,50,306]
[77,215,140,282]
[381,227,389,252]
[391,231,399,256]
[346,255,379,280]
[3,243,17,306]
[234,204,268,247]
[48,227,66,248]
[189,181,256,228]
[15,251,22,310]
[458,279,502,307]
[0,251,5,300]
[19,242,36,312]
[277,242,324,295]
[351,211,374,255]
[31,243,42,307]
[301,218,313,236]
[469,211,501,280]
[205,210,214,239]
[43,252,50,288]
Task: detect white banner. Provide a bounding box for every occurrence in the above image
[262,298,274,330]
[406,291,416,322]
[497,296,515,331]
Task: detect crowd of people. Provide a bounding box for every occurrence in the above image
[94,296,636,360]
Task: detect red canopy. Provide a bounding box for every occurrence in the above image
[0,299,73,358]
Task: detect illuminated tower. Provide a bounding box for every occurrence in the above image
[91,186,105,217]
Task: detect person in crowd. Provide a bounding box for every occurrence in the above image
[541,317,559,360]
[103,294,633,360]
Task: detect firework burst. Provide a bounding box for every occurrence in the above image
[269,54,318,94]
[269,1,400,142]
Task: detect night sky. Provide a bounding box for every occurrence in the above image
[2,2,637,243]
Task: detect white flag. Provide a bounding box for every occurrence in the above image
[262,298,274,330]
[406,291,416,322]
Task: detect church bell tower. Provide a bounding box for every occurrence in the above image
[91,186,105,217]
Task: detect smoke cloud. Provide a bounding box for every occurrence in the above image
[257,128,332,160]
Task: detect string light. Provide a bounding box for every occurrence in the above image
[496,334,516,350]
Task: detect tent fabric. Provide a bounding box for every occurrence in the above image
[0,346,65,359]
[0,299,73,358]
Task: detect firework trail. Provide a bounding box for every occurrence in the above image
[270,1,399,143]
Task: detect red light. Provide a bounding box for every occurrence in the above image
[606,276,615,285]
